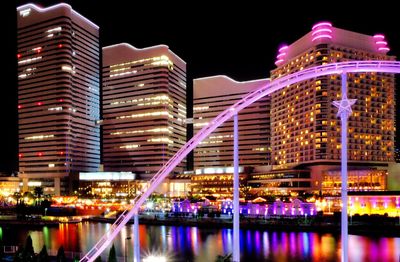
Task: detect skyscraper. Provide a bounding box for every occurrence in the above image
[264,22,395,194]
[17,3,100,195]
[102,44,186,180]
[193,76,271,170]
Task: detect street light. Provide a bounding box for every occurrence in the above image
[125,237,131,262]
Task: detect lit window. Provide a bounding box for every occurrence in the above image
[18,56,42,65]
[46,27,62,33]
[25,134,54,140]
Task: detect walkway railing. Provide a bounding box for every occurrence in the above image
[81,60,400,262]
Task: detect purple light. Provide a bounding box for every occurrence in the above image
[277,53,286,59]
[378,47,390,51]
[312,34,333,42]
[373,34,385,39]
[275,59,284,64]
[278,46,288,52]
[375,41,388,45]
[311,28,332,36]
[312,22,332,30]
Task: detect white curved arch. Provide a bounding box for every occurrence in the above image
[81,60,400,262]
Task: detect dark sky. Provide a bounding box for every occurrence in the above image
[1,1,399,172]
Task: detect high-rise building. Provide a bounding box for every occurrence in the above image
[102,44,186,180]
[17,4,100,195]
[258,22,395,194]
[193,76,271,171]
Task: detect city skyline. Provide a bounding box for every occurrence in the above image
[1,0,400,172]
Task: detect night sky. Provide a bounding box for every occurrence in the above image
[1,1,399,172]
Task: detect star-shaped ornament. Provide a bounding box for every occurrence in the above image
[332,94,356,117]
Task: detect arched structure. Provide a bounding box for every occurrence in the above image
[81,60,400,262]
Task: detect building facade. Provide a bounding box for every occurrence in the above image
[102,44,186,180]
[17,4,100,195]
[265,22,395,194]
[193,76,271,170]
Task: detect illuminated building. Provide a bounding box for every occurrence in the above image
[17,4,100,195]
[266,22,395,194]
[191,167,247,197]
[0,176,21,197]
[78,172,135,198]
[102,44,186,179]
[193,76,270,169]
[348,191,400,217]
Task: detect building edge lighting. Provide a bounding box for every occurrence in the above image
[17,3,99,29]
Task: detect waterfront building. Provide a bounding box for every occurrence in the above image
[190,167,248,198]
[0,176,21,198]
[17,3,100,195]
[193,76,271,170]
[102,44,186,180]
[348,191,400,217]
[78,172,135,198]
[253,21,395,195]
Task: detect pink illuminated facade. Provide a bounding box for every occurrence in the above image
[102,44,186,179]
[17,4,100,195]
[266,22,396,194]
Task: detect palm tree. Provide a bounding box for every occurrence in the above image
[34,187,44,206]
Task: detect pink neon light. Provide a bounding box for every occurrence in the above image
[312,34,333,42]
[275,59,284,64]
[17,3,99,30]
[375,41,388,45]
[378,47,390,51]
[81,61,400,262]
[277,53,286,59]
[312,22,332,30]
[373,34,385,39]
[278,46,288,52]
[312,28,332,36]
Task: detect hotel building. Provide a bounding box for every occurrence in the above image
[250,22,395,195]
[193,76,271,170]
[102,44,186,180]
[17,4,100,195]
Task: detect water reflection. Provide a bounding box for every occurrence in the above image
[0,223,399,261]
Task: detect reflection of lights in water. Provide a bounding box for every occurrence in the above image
[143,255,167,262]
[142,250,172,262]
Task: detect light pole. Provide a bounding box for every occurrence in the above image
[333,72,356,262]
[125,236,131,262]
[233,113,240,262]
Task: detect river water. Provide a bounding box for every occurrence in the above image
[1,222,399,261]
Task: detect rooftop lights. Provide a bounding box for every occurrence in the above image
[311,21,333,42]
[373,34,390,53]
[275,45,288,66]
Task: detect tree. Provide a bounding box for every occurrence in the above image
[94,256,102,262]
[37,245,49,262]
[107,244,117,262]
[22,235,35,261]
[13,192,22,204]
[56,246,67,262]
[34,187,44,206]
